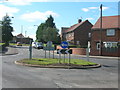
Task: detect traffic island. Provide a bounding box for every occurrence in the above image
[15,58,101,69]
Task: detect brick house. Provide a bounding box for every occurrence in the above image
[90,15,120,57]
[61,19,93,47]
[61,27,69,41]
[12,33,33,44]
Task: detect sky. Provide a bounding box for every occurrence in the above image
[0,0,119,40]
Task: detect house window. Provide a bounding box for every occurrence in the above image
[96,42,100,50]
[103,42,118,48]
[107,29,115,36]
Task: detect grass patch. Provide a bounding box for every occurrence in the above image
[0,43,4,45]
[18,58,97,66]
[10,43,30,46]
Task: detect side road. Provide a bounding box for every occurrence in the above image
[3,46,119,60]
[3,46,18,55]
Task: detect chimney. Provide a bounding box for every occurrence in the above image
[78,19,82,23]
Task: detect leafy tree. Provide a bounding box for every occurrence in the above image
[1,14,14,46]
[36,15,61,44]
[36,23,46,42]
[45,15,56,28]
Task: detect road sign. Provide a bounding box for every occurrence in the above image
[47,41,53,47]
[43,41,55,51]
[60,41,68,49]
[65,49,72,54]
[57,49,72,54]
[57,49,72,65]
[43,47,55,51]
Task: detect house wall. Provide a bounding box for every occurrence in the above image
[74,21,92,47]
[61,27,69,41]
[90,28,120,56]
[66,32,74,44]
[16,38,32,44]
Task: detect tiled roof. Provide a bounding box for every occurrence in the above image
[61,27,69,33]
[64,20,87,33]
[17,33,24,38]
[92,15,120,29]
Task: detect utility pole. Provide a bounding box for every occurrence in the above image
[100,4,103,56]
[25,31,27,37]
[21,25,23,44]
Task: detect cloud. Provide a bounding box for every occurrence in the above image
[102,7,109,11]
[21,11,59,22]
[86,18,94,20]
[0,4,19,20]
[81,8,89,12]
[82,6,109,12]
[88,7,98,9]
[5,0,50,5]
[6,0,31,6]
[12,32,19,36]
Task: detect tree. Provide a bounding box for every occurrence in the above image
[36,23,46,42]
[36,15,61,44]
[1,14,14,46]
[45,15,55,28]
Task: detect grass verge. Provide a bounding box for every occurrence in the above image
[18,58,97,66]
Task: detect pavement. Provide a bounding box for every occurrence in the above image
[2,46,119,60]
[3,46,18,55]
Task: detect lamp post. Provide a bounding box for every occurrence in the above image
[100,4,103,56]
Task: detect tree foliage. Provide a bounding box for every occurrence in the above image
[1,14,14,46]
[36,15,61,44]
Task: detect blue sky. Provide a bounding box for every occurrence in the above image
[0,0,119,40]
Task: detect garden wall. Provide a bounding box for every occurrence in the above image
[57,45,86,55]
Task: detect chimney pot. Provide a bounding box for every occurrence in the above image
[78,19,82,23]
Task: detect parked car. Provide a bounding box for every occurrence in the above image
[36,42,43,49]
[32,42,36,48]
[16,42,22,46]
[33,42,43,49]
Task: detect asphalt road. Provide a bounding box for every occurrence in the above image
[1,46,118,88]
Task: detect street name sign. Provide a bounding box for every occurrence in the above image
[43,41,55,51]
[43,47,55,51]
[47,41,53,47]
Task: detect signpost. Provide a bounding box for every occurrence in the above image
[43,41,55,58]
[29,39,32,60]
[57,49,72,64]
[86,41,90,61]
[59,41,69,64]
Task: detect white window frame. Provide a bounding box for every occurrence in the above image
[88,33,91,38]
[103,42,118,48]
[97,42,100,50]
[107,29,115,36]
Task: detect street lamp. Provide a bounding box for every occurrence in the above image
[100,4,103,56]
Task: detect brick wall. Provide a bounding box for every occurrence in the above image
[74,21,92,46]
[90,28,120,56]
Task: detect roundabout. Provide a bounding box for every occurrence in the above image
[15,58,101,69]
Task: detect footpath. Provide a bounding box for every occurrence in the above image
[2,46,18,55]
